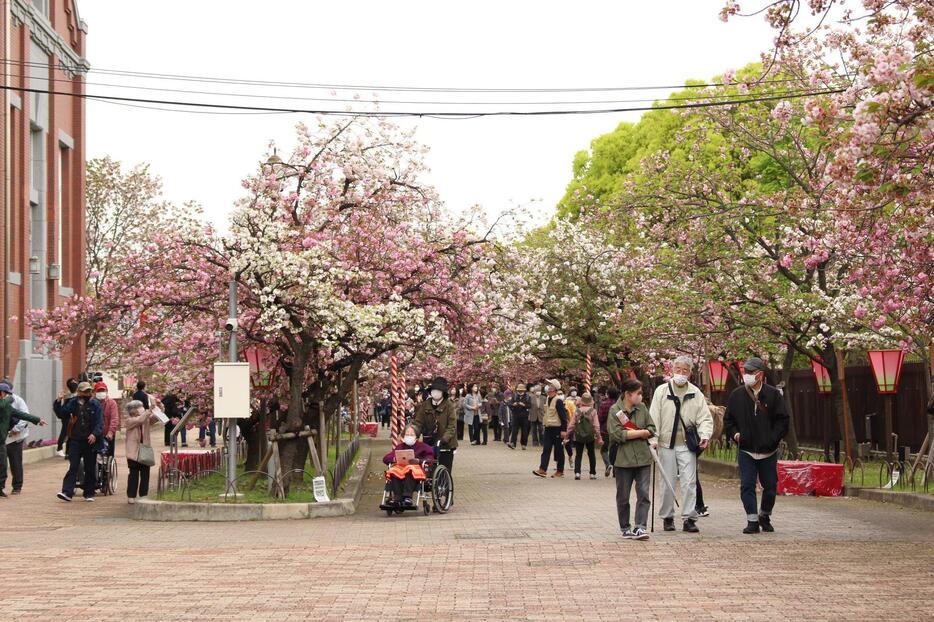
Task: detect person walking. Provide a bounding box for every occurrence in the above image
[57,382,104,502]
[0,382,47,496]
[465,384,483,445]
[723,357,789,534]
[95,382,119,459]
[412,377,458,475]
[455,387,466,442]
[529,383,544,447]
[123,399,160,503]
[53,378,78,457]
[485,388,501,442]
[532,379,567,478]
[507,384,532,450]
[599,387,620,477]
[567,392,601,479]
[607,378,655,540]
[648,355,713,533]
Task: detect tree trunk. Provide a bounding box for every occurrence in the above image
[780,347,800,457]
[244,399,267,473]
[825,345,858,462]
[279,347,310,492]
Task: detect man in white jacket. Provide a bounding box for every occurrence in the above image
[648,356,713,533]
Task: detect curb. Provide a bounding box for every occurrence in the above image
[698,457,739,479]
[23,445,58,465]
[843,486,934,512]
[131,442,371,522]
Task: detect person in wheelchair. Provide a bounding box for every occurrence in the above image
[382,425,434,507]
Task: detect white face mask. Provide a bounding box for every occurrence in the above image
[430,389,443,402]
[672,374,689,387]
[403,435,416,446]
[627,393,643,406]
[743,373,759,386]
[95,392,107,400]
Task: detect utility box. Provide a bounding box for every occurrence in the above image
[213,362,250,419]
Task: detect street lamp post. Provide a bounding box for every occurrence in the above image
[226,281,238,492]
[707,360,729,394]
[867,349,905,463]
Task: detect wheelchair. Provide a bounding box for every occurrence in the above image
[379,455,453,517]
[76,440,118,496]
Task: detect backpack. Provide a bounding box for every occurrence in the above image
[575,410,595,443]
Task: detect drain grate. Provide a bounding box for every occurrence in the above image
[528,559,597,567]
[454,529,530,540]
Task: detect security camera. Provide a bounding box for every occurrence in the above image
[224,318,238,331]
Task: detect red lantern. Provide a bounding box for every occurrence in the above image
[243,345,277,389]
[707,361,729,393]
[810,358,832,394]
[867,349,905,394]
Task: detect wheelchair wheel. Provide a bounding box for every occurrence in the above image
[423,502,431,515]
[107,457,118,496]
[385,508,394,517]
[431,465,453,513]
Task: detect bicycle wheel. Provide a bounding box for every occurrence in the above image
[431,465,453,513]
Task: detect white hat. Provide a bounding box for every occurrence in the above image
[546,379,561,390]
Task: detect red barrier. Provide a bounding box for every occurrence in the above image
[359,422,378,438]
[161,450,219,477]
[777,461,844,497]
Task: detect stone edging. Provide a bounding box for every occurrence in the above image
[131,443,371,522]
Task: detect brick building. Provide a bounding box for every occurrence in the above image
[1,0,88,439]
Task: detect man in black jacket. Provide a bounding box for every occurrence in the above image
[507,384,532,450]
[723,357,789,534]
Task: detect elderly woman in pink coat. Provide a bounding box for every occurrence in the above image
[123,399,161,504]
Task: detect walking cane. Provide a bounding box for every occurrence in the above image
[651,462,656,533]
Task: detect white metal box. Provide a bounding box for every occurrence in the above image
[213,362,250,419]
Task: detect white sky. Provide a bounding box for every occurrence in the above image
[79,1,775,231]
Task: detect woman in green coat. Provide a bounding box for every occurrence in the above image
[607,378,656,541]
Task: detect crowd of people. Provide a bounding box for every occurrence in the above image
[378,355,790,538]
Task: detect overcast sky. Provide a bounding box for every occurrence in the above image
[79,1,775,231]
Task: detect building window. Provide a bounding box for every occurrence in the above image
[58,145,69,285]
[31,0,49,17]
[30,127,44,195]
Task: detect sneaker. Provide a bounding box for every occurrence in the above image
[683,519,700,533]
[696,506,710,517]
[56,449,66,458]
[11,490,20,495]
[743,521,761,534]
[521,445,527,450]
[507,443,516,450]
[551,470,564,478]
[632,527,650,541]
[589,474,597,480]
[663,517,675,531]
[57,492,72,502]
[532,468,547,478]
[0,491,7,498]
[402,497,414,507]
[574,473,581,480]
[127,497,136,505]
[621,527,634,539]
[84,497,95,502]
[605,465,613,478]
[759,514,774,532]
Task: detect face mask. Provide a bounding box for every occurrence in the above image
[95,392,107,400]
[743,373,759,386]
[672,374,689,387]
[403,435,416,446]
[628,393,643,406]
[430,389,443,402]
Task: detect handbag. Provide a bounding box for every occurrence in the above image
[669,383,704,455]
[136,425,156,467]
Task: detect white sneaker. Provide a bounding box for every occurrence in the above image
[56,449,66,458]
[127,497,136,505]
[632,527,650,541]
[84,497,95,502]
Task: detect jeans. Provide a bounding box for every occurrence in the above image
[510,414,529,447]
[600,433,611,468]
[62,439,96,498]
[0,441,23,491]
[615,465,651,530]
[199,419,217,447]
[657,446,698,520]
[56,418,69,451]
[164,422,187,447]
[530,421,542,446]
[573,440,597,475]
[126,458,152,498]
[738,450,778,521]
[539,427,565,472]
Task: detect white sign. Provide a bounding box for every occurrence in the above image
[213,362,251,419]
[313,476,330,503]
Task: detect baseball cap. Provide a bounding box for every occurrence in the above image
[77,381,93,392]
[743,357,768,372]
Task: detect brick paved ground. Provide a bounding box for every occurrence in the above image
[1,427,932,621]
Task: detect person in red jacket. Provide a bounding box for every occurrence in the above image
[382,425,435,506]
[94,382,120,458]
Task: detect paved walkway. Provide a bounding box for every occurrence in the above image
[1,427,932,620]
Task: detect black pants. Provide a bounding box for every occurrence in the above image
[490,416,501,441]
[539,427,565,472]
[436,448,454,475]
[388,473,419,501]
[739,451,778,521]
[126,459,152,498]
[530,421,542,446]
[470,420,488,444]
[62,439,96,498]
[574,440,597,476]
[164,423,187,447]
[696,477,706,511]
[600,433,611,468]
[510,414,530,447]
[56,417,69,451]
[2,441,24,492]
[456,419,465,441]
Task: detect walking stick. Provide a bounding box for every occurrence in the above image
[651,462,656,533]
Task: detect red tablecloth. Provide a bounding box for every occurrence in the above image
[777,461,844,497]
[160,450,219,476]
[359,422,378,437]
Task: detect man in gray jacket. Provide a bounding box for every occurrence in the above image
[528,382,544,447]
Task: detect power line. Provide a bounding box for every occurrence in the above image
[0,58,822,94]
[0,83,847,118]
[0,70,844,107]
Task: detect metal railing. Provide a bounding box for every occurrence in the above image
[331,436,359,497]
